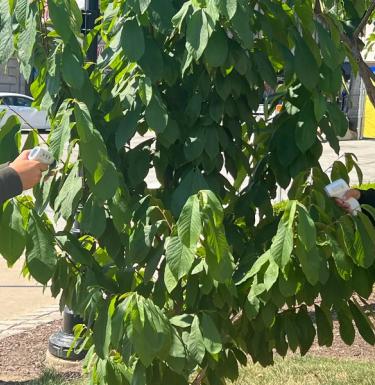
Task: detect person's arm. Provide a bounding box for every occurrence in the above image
[0,151,48,205]
[0,165,23,204]
[357,189,375,206]
[335,188,375,213]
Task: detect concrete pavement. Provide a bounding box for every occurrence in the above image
[0,137,375,339]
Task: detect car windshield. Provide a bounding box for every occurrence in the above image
[0,96,32,107]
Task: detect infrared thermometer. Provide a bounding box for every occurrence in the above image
[324,179,361,215]
[28,146,55,166]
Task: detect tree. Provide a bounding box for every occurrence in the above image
[0,0,375,384]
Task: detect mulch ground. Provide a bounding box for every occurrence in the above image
[0,302,374,383]
[0,320,81,383]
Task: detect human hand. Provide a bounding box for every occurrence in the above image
[334,189,361,213]
[9,150,49,190]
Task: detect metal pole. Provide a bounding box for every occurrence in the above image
[48,0,99,361]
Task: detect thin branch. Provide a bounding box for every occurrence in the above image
[192,366,207,385]
[353,0,375,39]
[314,7,375,108]
[0,101,48,145]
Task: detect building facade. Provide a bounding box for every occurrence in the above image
[0,58,27,94]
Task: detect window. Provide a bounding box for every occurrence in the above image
[12,97,33,107]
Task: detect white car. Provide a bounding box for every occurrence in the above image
[0,93,50,131]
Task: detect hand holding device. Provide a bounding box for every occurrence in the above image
[324,179,361,215]
[9,150,49,190]
[28,146,55,165]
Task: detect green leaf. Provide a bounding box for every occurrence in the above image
[26,215,57,285]
[126,295,173,366]
[327,102,348,137]
[18,12,37,80]
[214,0,236,19]
[87,160,119,201]
[337,305,355,346]
[295,241,320,286]
[353,213,375,268]
[47,0,73,41]
[131,361,146,385]
[121,18,145,62]
[293,33,319,90]
[284,313,299,352]
[0,202,25,265]
[187,316,205,363]
[316,22,343,70]
[145,95,168,133]
[22,130,39,152]
[295,118,316,153]
[93,298,114,359]
[139,0,151,14]
[139,38,164,82]
[204,29,228,67]
[254,52,276,89]
[61,47,84,89]
[170,314,193,328]
[297,205,316,250]
[270,220,293,268]
[177,195,202,249]
[231,3,253,49]
[0,0,14,64]
[186,10,212,60]
[333,241,353,283]
[164,263,178,293]
[79,195,107,238]
[295,305,316,355]
[314,305,333,347]
[166,236,195,280]
[49,103,72,160]
[171,169,208,216]
[0,116,21,164]
[115,108,140,150]
[54,163,82,220]
[200,313,222,355]
[312,93,327,123]
[263,257,279,291]
[203,214,233,282]
[348,300,375,345]
[183,130,205,161]
[331,161,349,184]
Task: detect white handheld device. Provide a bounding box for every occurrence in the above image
[324,179,361,215]
[28,146,55,165]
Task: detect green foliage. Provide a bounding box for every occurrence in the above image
[0,0,374,384]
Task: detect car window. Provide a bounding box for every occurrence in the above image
[13,97,32,107]
[0,97,12,105]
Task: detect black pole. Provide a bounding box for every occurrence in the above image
[48,0,99,361]
[82,0,99,64]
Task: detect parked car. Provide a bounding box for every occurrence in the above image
[0,93,50,131]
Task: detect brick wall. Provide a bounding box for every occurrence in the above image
[0,58,26,94]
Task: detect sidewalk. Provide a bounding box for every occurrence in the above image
[321,139,375,185]
[0,257,60,340]
[0,138,374,340]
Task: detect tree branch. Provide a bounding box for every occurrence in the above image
[192,367,207,385]
[353,0,375,39]
[314,5,375,108]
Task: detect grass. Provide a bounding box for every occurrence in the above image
[231,356,375,385]
[26,356,375,385]
[22,370,83,385]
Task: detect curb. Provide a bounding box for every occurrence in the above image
[0,304,61,340]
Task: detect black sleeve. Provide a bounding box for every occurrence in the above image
[358,189,375,207]
[0,166,22,204]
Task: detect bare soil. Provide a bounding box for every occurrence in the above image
[0,320,81,384]
[0,302,374,383]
